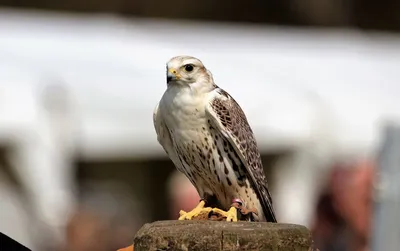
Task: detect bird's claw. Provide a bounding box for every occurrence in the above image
[212,207,238,222]
[178,210,196,220]
[225,206,238,222]
[178,207,212,220]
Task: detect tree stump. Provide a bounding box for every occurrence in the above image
[134,220,314,251]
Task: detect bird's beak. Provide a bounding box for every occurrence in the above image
[167,68,181,83]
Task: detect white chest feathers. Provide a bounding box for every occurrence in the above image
[159,86,210,132]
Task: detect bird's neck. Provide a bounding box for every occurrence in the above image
[167,80,215,97]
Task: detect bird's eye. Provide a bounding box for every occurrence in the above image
[184,64,194,72]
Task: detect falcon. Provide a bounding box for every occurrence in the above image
[153,55,277,222]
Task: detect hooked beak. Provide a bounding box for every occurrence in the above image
[167,68,180,83]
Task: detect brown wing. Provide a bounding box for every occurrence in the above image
[205,88,277,222]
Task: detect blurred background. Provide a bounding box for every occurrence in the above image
[0,1,400,251]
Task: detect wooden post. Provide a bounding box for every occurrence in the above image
[134,220,314,251]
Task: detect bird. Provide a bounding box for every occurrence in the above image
[153,55,277,222]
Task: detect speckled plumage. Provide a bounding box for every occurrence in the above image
[153,56,277,222]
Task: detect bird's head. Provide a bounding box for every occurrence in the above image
[166,55,215,91]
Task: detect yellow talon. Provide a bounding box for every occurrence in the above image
[179,210,187,216]
[178,200,212,220]
[212,207,238,222]
[225,206,238,222]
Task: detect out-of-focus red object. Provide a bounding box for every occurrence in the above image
[312,159,375,251]
[168,171,200,219]
[331,160,374,243]
[117,244,134,251]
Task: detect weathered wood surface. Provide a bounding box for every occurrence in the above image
[134,220,313,251]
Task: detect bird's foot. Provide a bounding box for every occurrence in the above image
[212,207,238,222]
[210,199,260,222]
[178,200,212,220]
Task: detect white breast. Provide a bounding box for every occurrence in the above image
[159,85,216,195]
[159,86,210,137]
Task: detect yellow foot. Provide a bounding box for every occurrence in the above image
[212,207,238,222]
[178,200,213,220]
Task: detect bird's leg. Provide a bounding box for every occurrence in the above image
[178,199,213,220]
[233,198,260,221]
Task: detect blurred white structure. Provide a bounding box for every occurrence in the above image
[0,7,400,248]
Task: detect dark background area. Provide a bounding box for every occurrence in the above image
[1,0,400,31]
